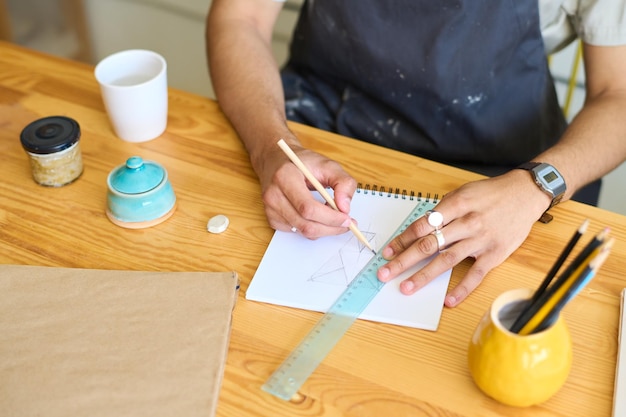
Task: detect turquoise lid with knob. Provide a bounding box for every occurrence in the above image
[109,156,164,194]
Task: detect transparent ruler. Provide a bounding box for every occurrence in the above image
[262,199,438,400]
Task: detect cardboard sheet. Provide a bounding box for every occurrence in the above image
[0,265,238,417]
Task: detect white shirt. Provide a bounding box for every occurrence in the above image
[540,0,626,53]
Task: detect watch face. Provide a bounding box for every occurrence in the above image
[542,170,559,184]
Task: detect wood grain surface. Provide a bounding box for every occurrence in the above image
[1,41,625,417]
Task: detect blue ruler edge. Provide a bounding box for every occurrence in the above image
[262,199,438,400]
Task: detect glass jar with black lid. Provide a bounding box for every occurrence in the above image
[20,116,84,187]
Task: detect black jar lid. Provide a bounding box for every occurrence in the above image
[20,116,81,154]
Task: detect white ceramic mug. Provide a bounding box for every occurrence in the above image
[94,49,168,142]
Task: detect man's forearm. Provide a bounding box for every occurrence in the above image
[206,2,295,169]
[534,91,626,202]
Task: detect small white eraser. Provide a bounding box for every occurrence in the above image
[207,214,229,233]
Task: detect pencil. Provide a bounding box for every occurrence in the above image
[530,219,589,303]
[508,220,588,333]
[516,230,610,335]
[509,227,609,334]
[533,239,613,333]
[277,139,376,255]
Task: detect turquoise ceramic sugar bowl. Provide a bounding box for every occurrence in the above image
[106,156,176,229]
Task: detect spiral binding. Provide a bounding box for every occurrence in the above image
[356,183,440,202]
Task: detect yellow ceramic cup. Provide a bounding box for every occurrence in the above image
[468,288,572,407]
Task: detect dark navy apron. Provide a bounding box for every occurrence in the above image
[281,0,600,205]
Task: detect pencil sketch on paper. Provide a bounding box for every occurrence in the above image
[247,192,451,330]
[308,229,376,287]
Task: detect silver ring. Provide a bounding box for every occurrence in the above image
[431,229,445,250]
[291,226,298,233]
[426,210,444,231]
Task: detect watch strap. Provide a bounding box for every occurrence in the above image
[517,161,542,171]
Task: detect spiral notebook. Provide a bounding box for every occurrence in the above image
[247,184,452,331]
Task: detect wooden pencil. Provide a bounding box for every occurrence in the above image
[510,227,609,334]
[510,219,589,332]
[277,139,376,255]
[516,230,610,335]
[533,239,613,333]
[530,218,589,303]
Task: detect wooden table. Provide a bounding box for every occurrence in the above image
[1,41,625,417]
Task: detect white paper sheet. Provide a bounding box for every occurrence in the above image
[247,189,451,331]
